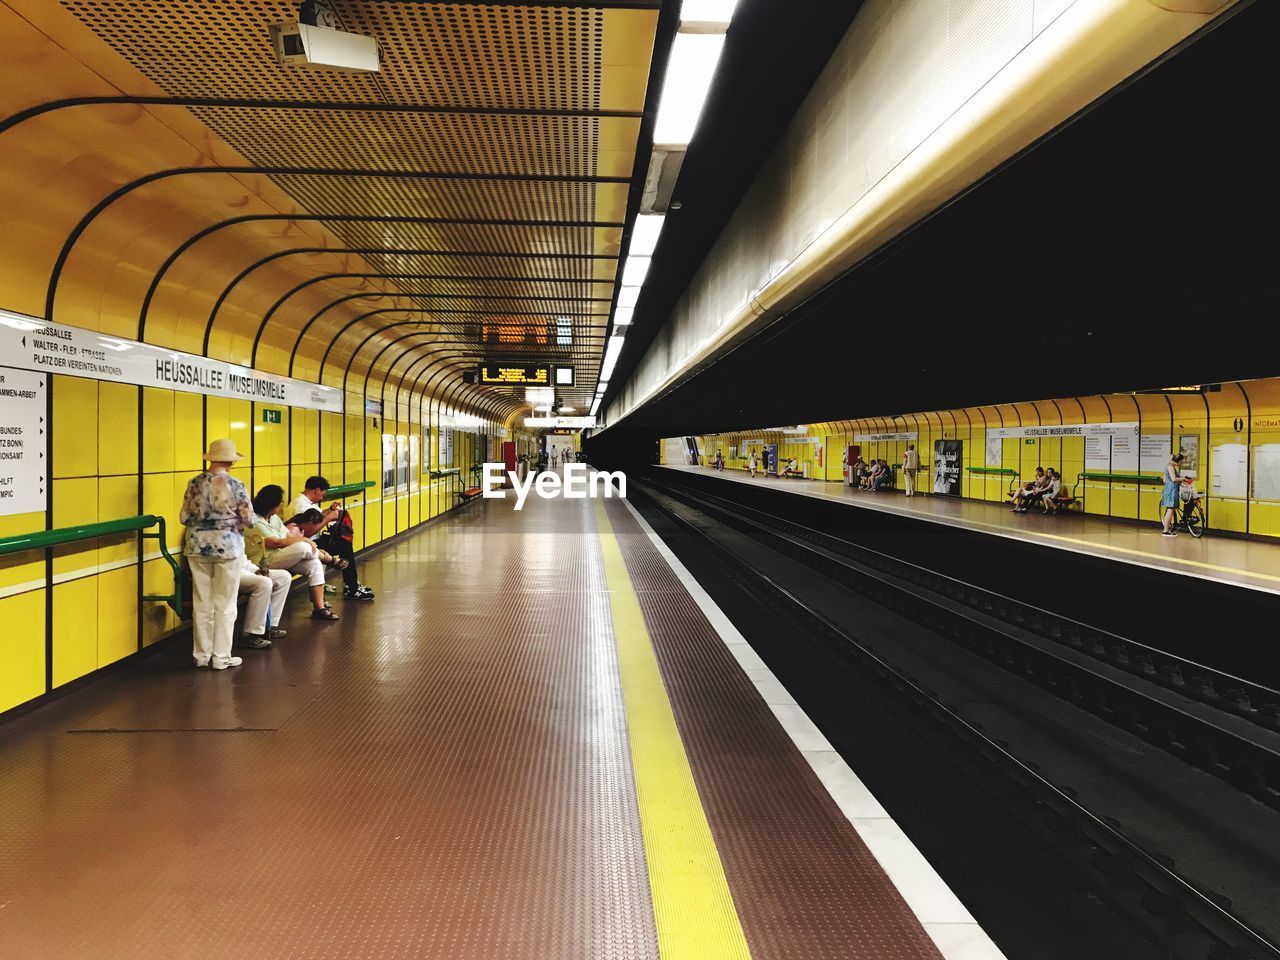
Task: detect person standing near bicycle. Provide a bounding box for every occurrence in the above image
[1160,453,1185,537]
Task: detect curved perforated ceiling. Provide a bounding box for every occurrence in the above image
[4,0,660,417]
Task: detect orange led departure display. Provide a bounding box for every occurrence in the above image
[478,364,552,386]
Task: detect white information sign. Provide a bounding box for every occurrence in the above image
[0,310,343,413]
[1251,444,1280,502]
[985,422,1138,440]
[854,431,917,442]
[1211,443,1248,498]
[0,368,47,516]
[1139,434,1173,469]
[524,416,596,428]
[985,436,1002,467]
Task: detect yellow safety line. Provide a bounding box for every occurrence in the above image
[594,499,752,960]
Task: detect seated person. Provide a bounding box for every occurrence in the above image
[252,485,339,621]
[781,457,802,477]
[1043,471,1073,513]
[872,459,894,491]
[1012,467,1048,512]
[863,459,882,490]
[238,529,292,649]
[293,476,374,602]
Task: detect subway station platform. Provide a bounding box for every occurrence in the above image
[660,465,1280,597]
[0,481,1001,960]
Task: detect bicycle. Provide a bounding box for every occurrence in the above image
[1175,485,1206,539]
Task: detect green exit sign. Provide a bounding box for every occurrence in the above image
[1025,438,1035,445]
[262,409,283,424]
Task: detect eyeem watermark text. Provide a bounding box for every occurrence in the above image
[482,463,627,510]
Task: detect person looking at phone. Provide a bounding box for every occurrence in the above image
[293,476,375,601]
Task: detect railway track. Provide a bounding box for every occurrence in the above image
[634,474,1280,960]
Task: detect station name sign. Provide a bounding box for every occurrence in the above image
[475,364,551,386]
[524,416,596,429]
[854,431,917,442]
[986,422,1138,440]
[0,310,344,413]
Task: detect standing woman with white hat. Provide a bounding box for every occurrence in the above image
[180,439,255,669]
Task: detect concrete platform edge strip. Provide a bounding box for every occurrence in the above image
[620,495,1009,960]
[595,499,754,960]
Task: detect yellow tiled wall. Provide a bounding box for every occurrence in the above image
[1,373,514,716]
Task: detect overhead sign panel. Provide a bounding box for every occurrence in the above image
[0,310,343,413]
[0,368,46,517]
[524,416,596,429]
[478,364,551,386]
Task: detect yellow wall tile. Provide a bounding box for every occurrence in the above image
[0,591,45,713]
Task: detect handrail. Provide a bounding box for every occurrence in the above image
[1078,471,1164,485]
[429,468,461,479]
[0,514,158,555]
[325,480,376,498]
[0,514,184,615]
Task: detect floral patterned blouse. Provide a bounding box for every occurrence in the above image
[179,470,254,560]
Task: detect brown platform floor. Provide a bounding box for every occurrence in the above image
[0,485,951,960]
[661,464,1280,595]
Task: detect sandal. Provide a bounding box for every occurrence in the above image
[325,557,350,570]
[311,607,340,621]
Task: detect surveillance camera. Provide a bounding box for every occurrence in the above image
[269,20,380,73]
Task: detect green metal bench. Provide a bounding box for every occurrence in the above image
[0,515,183,615]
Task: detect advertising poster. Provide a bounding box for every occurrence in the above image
[764,443,779,476]
[410,435,421,489]
[395,434,410,492]
[381,434,395,491]
[1178,434,1200,478]
[933,440,962,495]
[985,435,1002,467]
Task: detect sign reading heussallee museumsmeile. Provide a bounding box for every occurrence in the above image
[0,309,343,413]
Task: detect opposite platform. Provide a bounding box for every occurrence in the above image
[659,464,1280,596]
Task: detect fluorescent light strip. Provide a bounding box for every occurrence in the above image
[621,255,652,287]
[614,306,634,327]
[653,32,727,147]
[680,0,739,26]
[618,286,640,308]
[600,335,625,382]
[629,214,666,256]
[590,398,602,417]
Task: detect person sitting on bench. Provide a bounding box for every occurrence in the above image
[1011,467,1048,512]
[1039,470,1068,513]
[252,485,339,621]
[293,476,374,602]
[1044,472,1075,513]
[781,457,802,478]
[237,529,291,649]
[872,459,894,491]
[863,459,882,490]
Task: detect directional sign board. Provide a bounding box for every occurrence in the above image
[524,416,596,429]
[0,367,46,517]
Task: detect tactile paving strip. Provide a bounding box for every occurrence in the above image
[0,498,658,959]
[603,498,946,960]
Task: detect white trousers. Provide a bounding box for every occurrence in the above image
[189,557,240,666]
[904,469,917,496]
[240,568,292,635]
[269,541,325,586]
